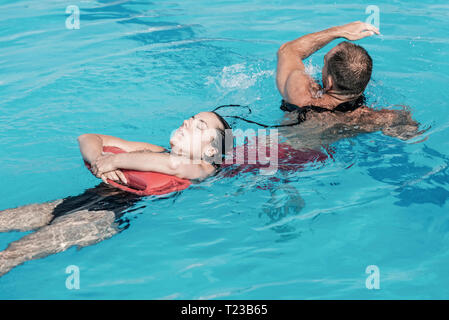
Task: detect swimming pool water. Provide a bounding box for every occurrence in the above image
[1,0,449,299]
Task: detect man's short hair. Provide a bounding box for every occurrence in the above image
[327,41,373,95]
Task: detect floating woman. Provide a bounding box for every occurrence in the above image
[0,111,233,277]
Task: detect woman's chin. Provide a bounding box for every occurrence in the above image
[170,143,182,154]
[169,135,179,146]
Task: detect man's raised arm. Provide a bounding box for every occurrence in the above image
[276,21,379,104]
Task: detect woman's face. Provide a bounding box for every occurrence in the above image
[170,112,225,160]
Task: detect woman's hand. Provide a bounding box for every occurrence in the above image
[92,154,118,177]
[99,170,128,185]
[337,21,380,41]
[91,154,128,185]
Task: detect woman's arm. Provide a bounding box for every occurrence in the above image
[93,151,215,181]
[78,134,103,165]
[78,134,166,164]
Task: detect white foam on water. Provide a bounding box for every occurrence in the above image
[206,63,274,90]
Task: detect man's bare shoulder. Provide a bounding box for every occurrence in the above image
[284,70,321,106]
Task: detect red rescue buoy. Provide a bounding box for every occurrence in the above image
[85,146,191,196]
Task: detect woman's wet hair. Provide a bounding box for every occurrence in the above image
[212,111,232,131]
[205,111,234,166]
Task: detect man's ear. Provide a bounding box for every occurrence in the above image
[324,75,333,91]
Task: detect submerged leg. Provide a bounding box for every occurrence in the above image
[0,200,63,232]
[262,183,305,222]
[0,183,133,233]
[0,209,118,277]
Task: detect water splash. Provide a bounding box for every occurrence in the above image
[206,63,274,90]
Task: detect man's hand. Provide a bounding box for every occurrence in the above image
[336,21,380,41]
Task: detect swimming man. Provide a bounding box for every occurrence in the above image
[276,21,424,149]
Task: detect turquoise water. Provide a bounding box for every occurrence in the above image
[1,0,449,299]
